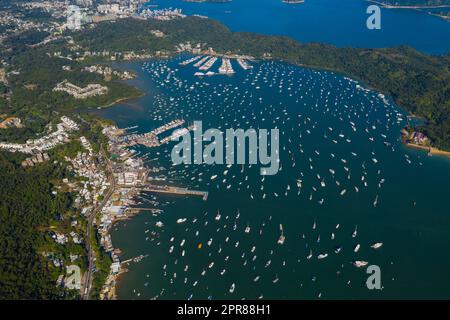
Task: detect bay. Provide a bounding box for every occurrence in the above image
[149,0,450,54]
[96,56,450,299]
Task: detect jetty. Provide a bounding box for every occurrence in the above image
[199,57,218,71]
[179,55,201,66]
[115,119,185,147]
[143,185,209,201]
[219,58,235,74]
[193,56,210,68]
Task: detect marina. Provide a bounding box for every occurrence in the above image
[97,55,450,300]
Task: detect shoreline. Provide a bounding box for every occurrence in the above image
[367,0,450,9]
[366,0,450,21]
[100,205,160,299]
[405,141,450,158]
[100,92,146,109]
[401,129,450,158]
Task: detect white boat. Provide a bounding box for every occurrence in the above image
[277,224,285,245]
[215,211,221,221]
[176,218,187,224]
[352,225,358,238]
[229,283,235,293]
[371,242,383,249]
[353,260,369,268]
[317,253,328,260]
[245,225,251,233]
[354,244,361,253]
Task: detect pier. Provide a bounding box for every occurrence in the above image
[193,56,210,68]
[159,124,195,145]
[121,254,147,265]
[143,185,209,201]
[115,119,185,147]
[126,208,163,214]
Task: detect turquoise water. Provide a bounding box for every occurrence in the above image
[98,57,450,299]
[149,0,450,54]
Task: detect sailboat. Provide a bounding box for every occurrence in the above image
[352,225,358,238]
[277,224,285,245]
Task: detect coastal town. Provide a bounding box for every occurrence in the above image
[0,116,79,154]
[0,109,210,299]
[1,0,450,304]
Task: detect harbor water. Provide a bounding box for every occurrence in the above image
[96,56,450,299]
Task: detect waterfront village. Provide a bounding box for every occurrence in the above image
[0,0,258,114]
[1,0,191,42]
[0,112,208,298]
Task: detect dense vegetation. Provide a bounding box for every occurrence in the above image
[73,17,450,150]
[0,41,141,143]
[0,153,76,299]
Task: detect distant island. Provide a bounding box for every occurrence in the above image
[368,0,450,20]
[372,0,450,6]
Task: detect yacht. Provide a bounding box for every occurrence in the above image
[353,261,369,268]
[352,225,358,238]
[277,224,285,245]
[318,253,328,260]
[371,242,383,249]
